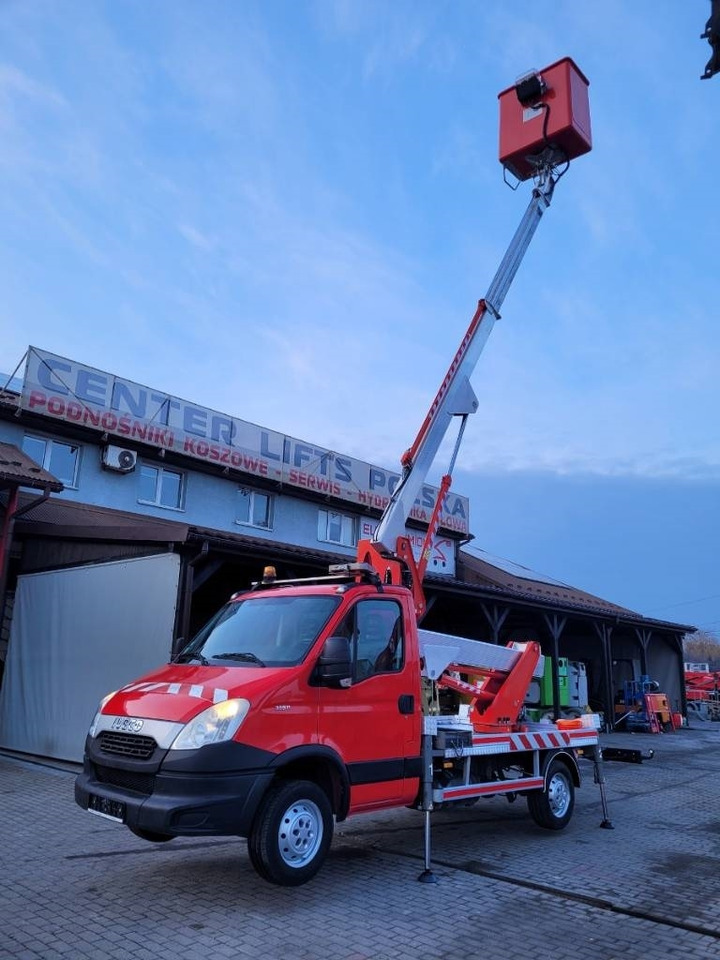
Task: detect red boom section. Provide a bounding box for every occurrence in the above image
[356,536,427,620]
[401,299,488,471]
[438,641,542,732]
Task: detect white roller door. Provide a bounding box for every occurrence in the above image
[0,553,180,762]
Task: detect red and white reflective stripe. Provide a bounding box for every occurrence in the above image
[471,731,569,751]
[470,730,597,751]
[122,681,168,693]
[435,776,545,802]
[120,681,229,702]
[567,730,599,745]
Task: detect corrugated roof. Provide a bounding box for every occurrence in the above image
[458,549,632,615]
[439,549,693,631]
[13,494,189,543]
[188,525,348,567]
[0,442,64,493]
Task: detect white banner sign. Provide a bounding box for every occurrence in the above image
[22,347,470,535]
[358,518,456,577]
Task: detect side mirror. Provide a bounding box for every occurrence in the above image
[316,636,352,687]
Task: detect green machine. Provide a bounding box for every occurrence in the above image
[540,656,570,708]
[525,657,588,720]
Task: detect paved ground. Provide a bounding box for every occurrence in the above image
[2,723,720,960]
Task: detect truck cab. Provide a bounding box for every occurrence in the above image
[75,568,423,885]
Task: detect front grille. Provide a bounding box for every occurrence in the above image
[98,730,157,760]
[95,764,155,796]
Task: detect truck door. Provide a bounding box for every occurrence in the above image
[317,597,421,811]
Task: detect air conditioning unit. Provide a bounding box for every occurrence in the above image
[102,445,137,473]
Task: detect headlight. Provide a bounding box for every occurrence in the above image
[88,691,117,738]
[169,698,250,751]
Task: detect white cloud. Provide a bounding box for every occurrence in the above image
[178,223,217,252]
[0,63,66,106]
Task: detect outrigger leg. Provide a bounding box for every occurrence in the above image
[591,745,614,829]
[418,809,438,884]
[418,734,438,883]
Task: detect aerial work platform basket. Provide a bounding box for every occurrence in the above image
[498,56,592,181]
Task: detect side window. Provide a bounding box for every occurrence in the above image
[318,509,358,547]
[335,599,404,682]
[22,435,80,487]
[236,488,273,529]
[138,464,184,509]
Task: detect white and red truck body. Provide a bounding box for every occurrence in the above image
[75,571,608,885]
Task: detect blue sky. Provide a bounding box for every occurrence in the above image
[1,1,718,635]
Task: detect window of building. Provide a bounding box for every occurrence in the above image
[22,434,80,487]
[138,464,184,509]
[318,509,358,547]
[236,488,273,529]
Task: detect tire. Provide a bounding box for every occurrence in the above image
[248,780,333,886]
[527,758,575,830]
[129,827,173,843]
[561,708,583,720]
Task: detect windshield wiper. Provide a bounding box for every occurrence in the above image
[211,651,266,667]
[173,651,210,666]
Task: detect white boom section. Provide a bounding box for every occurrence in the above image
[418,629,545,680]
[372,172,556,555]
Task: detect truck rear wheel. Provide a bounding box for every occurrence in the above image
[248,780,333,886]
[527,758,574,830]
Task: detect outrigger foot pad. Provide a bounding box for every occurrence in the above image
[600,819,614,829]
[417,869,439,884]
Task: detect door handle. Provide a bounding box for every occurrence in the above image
[398,694,414,715]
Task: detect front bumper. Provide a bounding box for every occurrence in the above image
[74,737,276,838]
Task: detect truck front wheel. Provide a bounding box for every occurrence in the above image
[527,759,575,830]
[248,780,334,886]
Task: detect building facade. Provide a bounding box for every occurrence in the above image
[0,346,692,761]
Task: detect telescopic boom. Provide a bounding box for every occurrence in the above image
[356,59,592,618]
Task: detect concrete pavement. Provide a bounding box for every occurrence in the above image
[2,724,720,959]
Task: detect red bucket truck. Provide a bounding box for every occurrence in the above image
[75,59,611,886]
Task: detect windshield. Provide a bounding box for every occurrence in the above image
[178,594,341,667]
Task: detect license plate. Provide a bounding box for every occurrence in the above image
[87,793,126,823]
